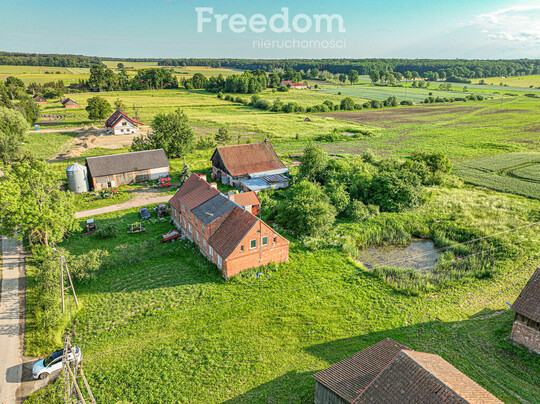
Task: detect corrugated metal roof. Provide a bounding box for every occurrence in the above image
[241,178,271,191]
[511,268,540,322]
[86,149,169,178]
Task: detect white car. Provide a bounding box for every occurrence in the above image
[32,346,82,380]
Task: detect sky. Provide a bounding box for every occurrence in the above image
[0,0,539,59]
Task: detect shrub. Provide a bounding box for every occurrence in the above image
[400,100,413,105]
[347,200,379,222]
[277,85,289,92]
[195,135,216,150]
[95,222,119,239]
[340,97,355,110]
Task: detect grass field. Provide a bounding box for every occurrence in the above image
[472,75,540,88]
[454,153,540,199]
[0,64,90,85]
[25,185,540,403]
[319,84,494,103]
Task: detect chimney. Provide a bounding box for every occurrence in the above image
[210,182,218,189]
[264,138,269,143]
[196,173,207,182]
[227,191,234,200]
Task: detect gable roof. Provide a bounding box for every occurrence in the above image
[33,94,46,102]
[208,206,258,259]
[211,141,287,177]
[86,149,169,178]
[169,174,206,212]
[358,350,502,403]
[313,338,409,403]
[181,183,220,211]
[313,338,502,404]
[61,97,78,106]
[511,268,540,322]
[228,191,260,208]
[105,109,143,128]
[192,194,237,225]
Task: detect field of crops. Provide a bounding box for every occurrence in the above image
[471,75,540,89]
[319,84,493,103]
[454,153,540,199]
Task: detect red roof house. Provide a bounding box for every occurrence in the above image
[227,191,261,215]
[105,110,143,135]
[169,174,289,279]
[280,80,308,89]
[313,338,502,404]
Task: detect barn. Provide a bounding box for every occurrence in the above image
[169,174,289,279]
[33,94,47,105]
[61,98,79,108]
[210,140,289,191]
[280,80,308,89]
[105,109,143,135]
[510,268,540,353]
[313,338,502,404]
[85,149,169,190]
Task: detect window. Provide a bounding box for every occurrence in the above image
[189,224,192,233]
[122,121,127,126]
[273,237,277,243]
[262,236,268,246]
[250,239,257,249]
[195,217,198,226]
[182,204,185,213]
[209,246,213,257]
[218,255,222,268]
[202,224,205,234]
[196,233,199,243]
[240,246,244,252]
[189,211,191,219]
[203,240,206,250]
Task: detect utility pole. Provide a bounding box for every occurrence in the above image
[52,248,79,313]
[62,334,96,404]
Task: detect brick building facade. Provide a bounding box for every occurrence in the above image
[510,268,540,353]
[169,174,289,279]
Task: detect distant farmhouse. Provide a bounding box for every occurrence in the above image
[33,94,47,105]
[211,140,290,192]
[313,338,502,404]
[510,268,540,353]
[85,149,169,190]
[169,174,289,279]
[280,80,308,89]
[61,97,79,108]
[105,109,143,135]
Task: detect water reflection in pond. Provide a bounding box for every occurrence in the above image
[357,239,441,271]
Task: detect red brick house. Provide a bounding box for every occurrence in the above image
[61,97,79,108]
[280,80,308,89]
[510,268,540,353]
[169,174,289,279]
[313,338,502,404]
[33,94,47,105]
[211,140,290,191]
[227,191,261,215]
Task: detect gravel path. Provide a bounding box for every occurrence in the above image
[75,195,172,218]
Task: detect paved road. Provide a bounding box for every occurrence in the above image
[0,237,24,403]
[75,195,172,218]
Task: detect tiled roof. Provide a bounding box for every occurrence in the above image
[511,268,540,322]
[229,191,260,208]
[192,194,237,225]
[169,174,211,213]
[181,183,220,210]
[211,141,286,177]
[208,206,258,259]
[105,109,143,128]
[86,149,169,178]
[357,351,502,403]
[61,97,78,106]
[313,338,409,403]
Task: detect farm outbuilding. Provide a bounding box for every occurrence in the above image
[33,94,47,105]
[61,98,79,108]
[510,268,540,353]
[211,140,289,191]
[105,109,143,135]
[85,149,169,190]
[65,163,89,193]
[313,338,502,404]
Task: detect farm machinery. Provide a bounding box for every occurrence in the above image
[127,222,147,234]
[155,203,170,218]
[82,219,97,237]
[157,177,171,188]
[161,229,183,243]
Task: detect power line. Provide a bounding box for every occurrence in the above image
[75,221,539,338]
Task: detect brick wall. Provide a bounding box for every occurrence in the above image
[511,320,540,354]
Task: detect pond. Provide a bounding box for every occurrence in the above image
[357,239,441,271]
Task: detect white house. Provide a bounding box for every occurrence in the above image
[105,110,143,135]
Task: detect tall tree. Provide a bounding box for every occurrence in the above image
[0,160,77,247]
[347,69,359,84]
[214,126,231,145]
[298,143,328,183]
[338,74,347,85]
[0,107,29,164]
[86,96,112,122]
[368,70,380,85]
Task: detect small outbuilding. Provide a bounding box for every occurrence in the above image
[33,94,47,105]
[510,268,540,353]
[280,80,308,89]
[85,149,169,190]
[105,110,143,135]
[61,98,79,108]
[313,338,502,404]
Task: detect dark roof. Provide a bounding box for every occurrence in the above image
[208,206,258,259]
[33,94,46,102]
[313,338,409,403]
[358,350,502,403]
[105,109,143,128]
[192,194,237,225]
[211,141,286,177]
[511,268,540,322]
[313,338,502,404]
[61,97,78,105]
[86,149,169,178]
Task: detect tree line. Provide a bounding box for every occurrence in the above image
[0,51,102,67]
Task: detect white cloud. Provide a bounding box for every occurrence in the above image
[473,5,540,44]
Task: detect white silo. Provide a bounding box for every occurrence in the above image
[66,163,89,193]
